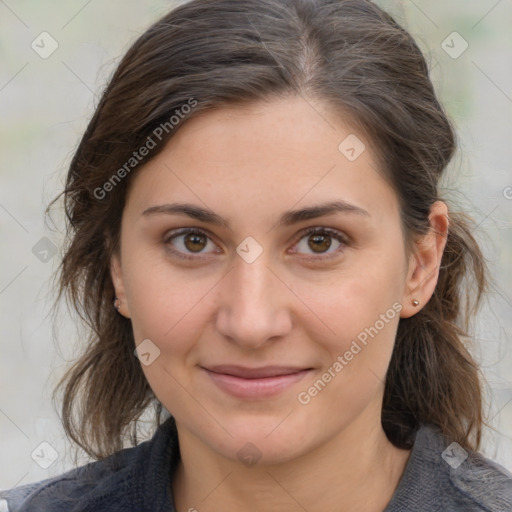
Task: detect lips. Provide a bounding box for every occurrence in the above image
[204,365,311,379]
[200,365,313,399]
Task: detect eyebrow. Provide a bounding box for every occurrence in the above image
[141,200,370,230]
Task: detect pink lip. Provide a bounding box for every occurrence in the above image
[201,365,312,399]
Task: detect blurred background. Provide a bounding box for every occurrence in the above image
[1,0,511,489]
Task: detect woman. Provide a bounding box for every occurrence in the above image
[1,0,511,510]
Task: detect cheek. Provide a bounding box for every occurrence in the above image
[292,243,405,401]
[122,242,204,339]
[298,247,405,340]
[124,259,209,415]
[297,277,401,422]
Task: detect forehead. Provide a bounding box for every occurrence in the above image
[125,96,398,225]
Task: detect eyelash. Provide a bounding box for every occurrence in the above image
[163,227,349,262]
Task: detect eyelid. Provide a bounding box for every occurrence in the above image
[289,226,349,261]
[163,226,349,261]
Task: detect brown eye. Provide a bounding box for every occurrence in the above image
[308,232,332,253]
[293,227,348,259]
[183,232,208,252]
[164,228,218,260]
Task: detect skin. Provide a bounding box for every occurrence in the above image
[111,95,449,512]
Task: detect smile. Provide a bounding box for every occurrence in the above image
[200,366,313,399]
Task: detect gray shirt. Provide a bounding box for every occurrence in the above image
[1,419,511,511]
[384,425,512,511]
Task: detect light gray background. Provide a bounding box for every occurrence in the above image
[1,0,511,490]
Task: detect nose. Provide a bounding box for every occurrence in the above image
[215,254,293,350]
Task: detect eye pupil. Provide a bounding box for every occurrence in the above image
[309,234,331,253]
[184,233,207,252]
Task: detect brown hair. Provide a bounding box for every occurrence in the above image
[50,0,489,459]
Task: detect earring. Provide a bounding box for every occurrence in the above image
[113,296,121,312]
[412,299,420,307]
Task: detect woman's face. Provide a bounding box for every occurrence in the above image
[111,95,418,464]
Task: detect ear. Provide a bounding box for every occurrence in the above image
[400,201,449,318]
[110,251,132,319]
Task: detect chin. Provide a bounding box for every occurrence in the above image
[186,410,326,467]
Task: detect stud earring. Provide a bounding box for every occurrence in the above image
[113,296,121,312]
[412,299,420,307]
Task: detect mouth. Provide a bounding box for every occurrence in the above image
[200,365,313,399]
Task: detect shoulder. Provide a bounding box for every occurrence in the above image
[0,442,141,512]
[387,424,512,512]
[0,417,179,512]
[446,441,512,511]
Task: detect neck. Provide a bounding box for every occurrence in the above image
[171,403,411,512]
